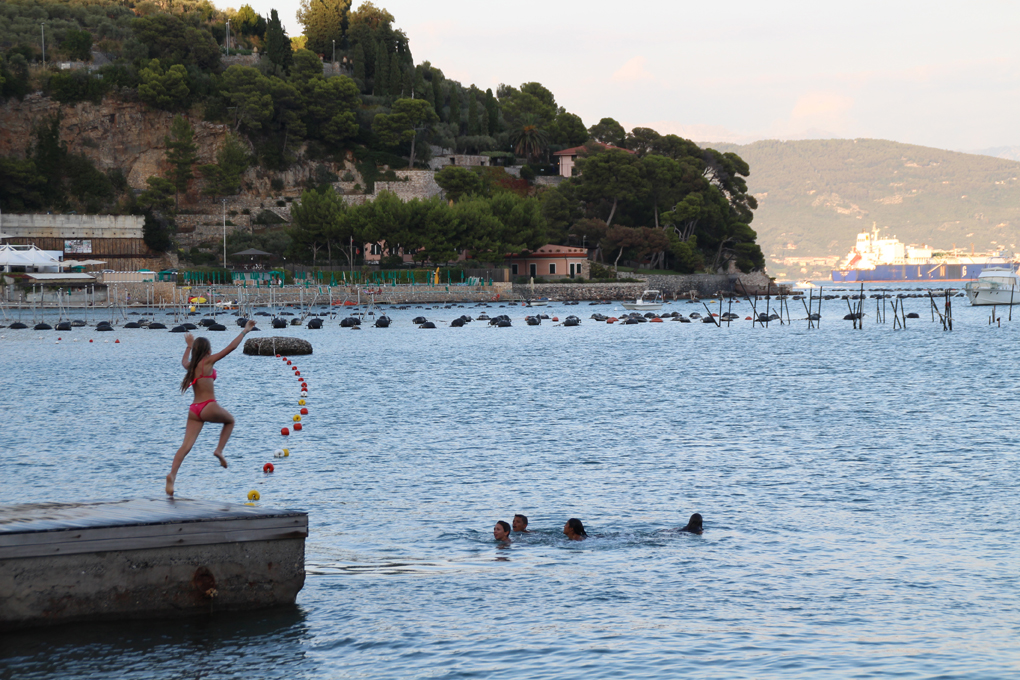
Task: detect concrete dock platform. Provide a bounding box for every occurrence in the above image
[0,498,307,630]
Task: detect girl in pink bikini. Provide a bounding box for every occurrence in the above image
[166,320,255,496]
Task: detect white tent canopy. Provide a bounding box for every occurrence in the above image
[0,244,63,271]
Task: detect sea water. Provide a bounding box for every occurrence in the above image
[1,293,1018,679]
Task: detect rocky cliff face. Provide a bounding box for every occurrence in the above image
[0,94,229,190]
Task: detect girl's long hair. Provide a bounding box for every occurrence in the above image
[181,337,212,392]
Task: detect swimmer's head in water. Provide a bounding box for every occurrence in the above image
[494,521,511,541]
[564,518,587,540]
[512,514,528,532]
[181,336,212,392]
[683,513,703,534]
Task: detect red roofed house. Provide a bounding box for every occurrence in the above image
[553,142,635,178]
[509,244,590,279]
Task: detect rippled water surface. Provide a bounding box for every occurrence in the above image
[2,292,1019,679]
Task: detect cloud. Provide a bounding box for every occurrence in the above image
[611,56,654,83]
[790,92,854,121]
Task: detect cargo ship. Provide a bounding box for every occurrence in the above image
[830,228,1015,283]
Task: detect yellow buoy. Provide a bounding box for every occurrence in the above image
[189,305,196,313]
[298,399,306,406]
[283,448,290,457]
[244,502,255,506]
[247,489,260,501]
[293,414,301,422]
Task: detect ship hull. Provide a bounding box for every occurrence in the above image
[831,263,1011,283]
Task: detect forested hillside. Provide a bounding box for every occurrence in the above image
[0,0,764,274]
[710,139,1020,277]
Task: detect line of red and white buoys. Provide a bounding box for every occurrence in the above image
[246,353,310,504]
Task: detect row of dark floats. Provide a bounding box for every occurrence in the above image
[0,288,969,332]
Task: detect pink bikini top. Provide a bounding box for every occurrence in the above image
[191,368,217,387]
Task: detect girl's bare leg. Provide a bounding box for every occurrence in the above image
[167,416,205,495]
[199,402,236,468]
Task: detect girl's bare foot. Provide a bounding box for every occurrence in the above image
[165,474,175,496]
[214,451,228,468]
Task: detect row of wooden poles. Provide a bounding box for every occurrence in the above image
[697,283,960,331]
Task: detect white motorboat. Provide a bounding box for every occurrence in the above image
[795,280,818,289]
[964,267,1020,306]
[621,290,663,311]
[527,298,550,307]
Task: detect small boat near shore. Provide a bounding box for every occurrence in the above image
[621,290,663,311]
[964,267,1020,306]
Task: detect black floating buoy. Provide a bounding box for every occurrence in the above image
[236,317,249,327]
[412,316,427,325]
[450,318,465,327]
[34,323,53,330]
[183,322,198,330]
[375,316,391,328]
[272,318,287,329]
[307,318,323,329]
[421,321,437,329]
[906,312,920,319]
[149,322,167,329]
[169,325,187,333]
[55,321,72,331]
[208,323,227,331]
[497,319,512,327]
[8,322,27,329]
[124,322,140,329]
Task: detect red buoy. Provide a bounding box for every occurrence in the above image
[89,339,93,342]
[300,408,308,415]
[292,366,297,371]
[281,427,290,436]
[295,371,301,376]
[650,318,662,322]
[115,339,120,343]
[276,354,281,358]
[263,462,274,473]
[552,317,559,322]
[294,423,303,431]
[745,316,752,320]
[287,360,292,365]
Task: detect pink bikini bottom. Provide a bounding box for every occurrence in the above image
[189,399,216,419]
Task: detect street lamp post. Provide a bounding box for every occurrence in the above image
[332,39,335,65]
[225,19,230,55]
[40,23,45,69]
[222,199,227,269]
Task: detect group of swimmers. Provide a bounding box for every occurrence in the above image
[493,513,704,542]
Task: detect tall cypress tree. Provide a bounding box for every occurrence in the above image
[165,115,197,208]
[432,73,443,120]
[485,88,499,135]
[389,58,402,98]
[467,88,479,135]
[448,83,461,135]
[352,41,365,88]
[265,10,292,74]
[374,41,388,95]
[416,68,430,104]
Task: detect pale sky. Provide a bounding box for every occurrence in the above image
[226,0,1020,151]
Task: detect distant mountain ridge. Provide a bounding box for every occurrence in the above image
[705,139,1020,278]
[966,146,1020,163]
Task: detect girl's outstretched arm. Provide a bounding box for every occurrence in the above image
[209,320,256,363]
[181,333,194,368]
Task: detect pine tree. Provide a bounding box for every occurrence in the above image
[374,41,388,95]
[165,115,197,208]
[477,104,489,136]
[265,10,292,74]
